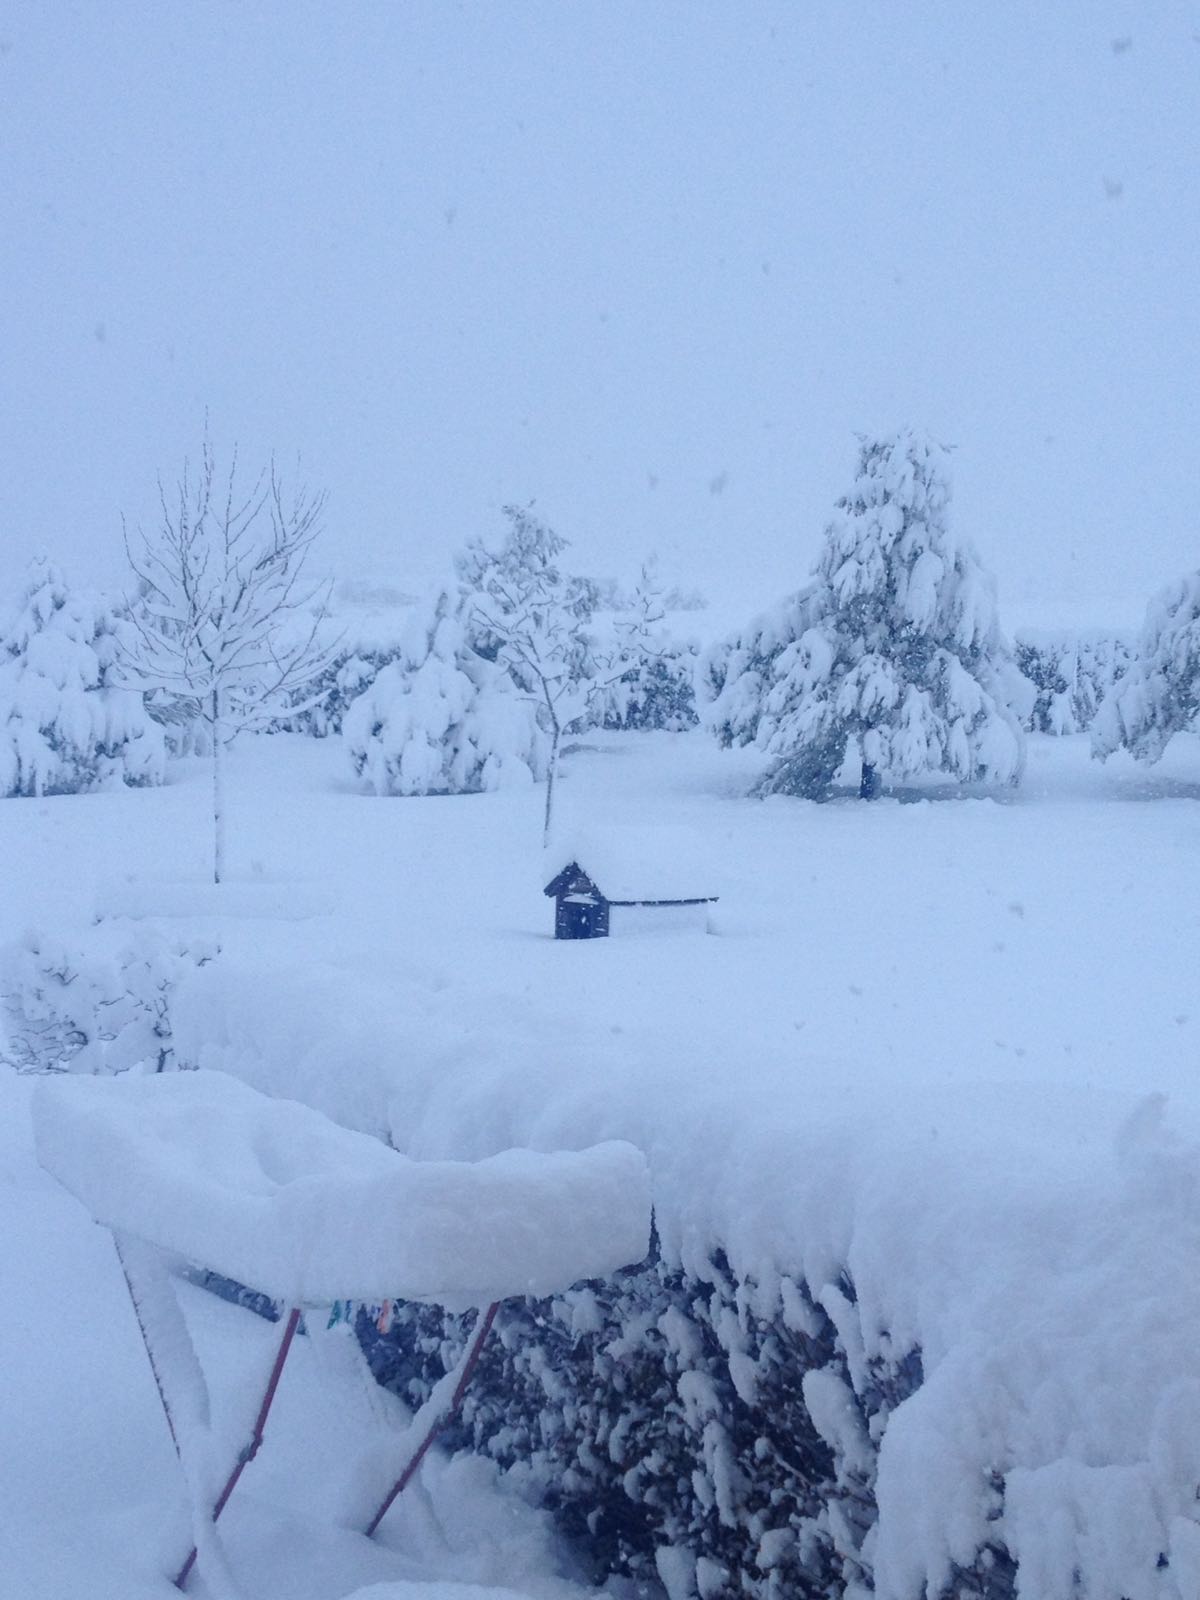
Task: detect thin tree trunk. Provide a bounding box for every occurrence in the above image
[543,724,561,846]
[212,689,225,884]
[859,761,880,800]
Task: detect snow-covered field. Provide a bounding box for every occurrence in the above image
[5,728,1200,1598]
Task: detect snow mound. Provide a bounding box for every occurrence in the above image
[95,879,337,922]
[33,1069,651,1310]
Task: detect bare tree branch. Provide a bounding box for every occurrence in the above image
[118,430,334,880]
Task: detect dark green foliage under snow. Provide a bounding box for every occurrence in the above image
[1013,632,1132,735]
[355,1246,1017,1599]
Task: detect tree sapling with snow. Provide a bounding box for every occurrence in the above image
[458,505,625,839]
[121,436,332,881]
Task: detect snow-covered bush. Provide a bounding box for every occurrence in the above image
[355,1249,942,1600]
[1093,573,1200,762]
[0,559,166,797]
[592,646,699,732]
[708,432,1025,797]
[1,926,217,1074]
[1014,631,1132,735]
[280,646,401,738]
[270,599,412,738]
[160,952,1200,1600]
[343,589,547,796]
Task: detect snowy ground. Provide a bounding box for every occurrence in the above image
[5,728,1200,1598]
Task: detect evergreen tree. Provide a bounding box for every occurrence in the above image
[1015,631,1132,735]
[592,564,700,732]
[343,589,546,796]
[1093,573,1200,763]
[702,588,825,753]
[709,431,1024,798]
[0,558,165,798]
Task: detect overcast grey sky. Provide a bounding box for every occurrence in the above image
[2,1,1197,628]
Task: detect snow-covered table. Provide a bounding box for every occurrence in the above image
[34,1070,651,1591]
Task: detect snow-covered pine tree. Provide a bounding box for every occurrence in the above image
[709,431,1024,798]
[343,589,546,795]
[1015,631,1133,735]
[0,558,165,798]
[702,587,826,753]
[592,565,700,732]
[1093,573,1200,763]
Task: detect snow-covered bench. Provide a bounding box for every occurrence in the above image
[34,1070,651,1591]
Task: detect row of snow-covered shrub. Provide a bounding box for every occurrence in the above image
[331,517,701,794]
[0,539,701,804]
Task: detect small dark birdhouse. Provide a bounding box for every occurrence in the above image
[544,862,610,940]
[544,845,718,940]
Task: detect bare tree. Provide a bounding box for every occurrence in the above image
[121,435,332,882]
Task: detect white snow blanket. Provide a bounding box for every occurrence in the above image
[33,1069,651,1309]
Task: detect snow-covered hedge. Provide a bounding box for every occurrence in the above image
[357,1248,924,1600]
[169,958,1200,1600]
[0,560,166,796]
[1013,631,1132,735]
[343,590,547,796]
[1,926,217,1074]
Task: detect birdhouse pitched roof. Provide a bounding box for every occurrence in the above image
[543,861,598,899]
[542,826,719,904]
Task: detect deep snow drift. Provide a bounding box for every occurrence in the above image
[4,726,1200,1597]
